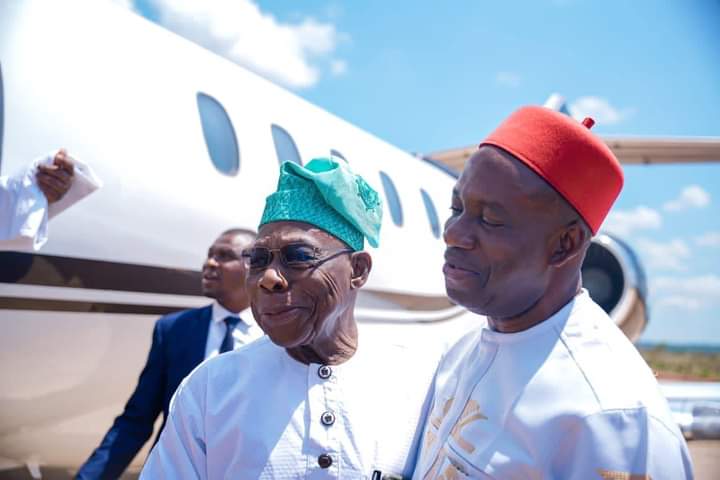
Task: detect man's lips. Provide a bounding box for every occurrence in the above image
[443,253,481,275]
[443,262,481,277]
[202,270,219,281]
[257,306,308,328]
[260,306,307,316]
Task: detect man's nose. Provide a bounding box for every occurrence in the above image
[443,216,475,250]
[205,256,219,268]
[259,267,288,292]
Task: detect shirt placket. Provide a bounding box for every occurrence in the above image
[306,363,341,478]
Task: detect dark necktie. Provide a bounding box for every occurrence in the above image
[219,316,241,354]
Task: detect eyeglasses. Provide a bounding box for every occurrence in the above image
[241,243,353,271]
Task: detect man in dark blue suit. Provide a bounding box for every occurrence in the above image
[77,228,262,479]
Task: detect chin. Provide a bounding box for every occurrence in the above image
[446,286,491,316]
[264,325,314,350]
[201,287,217,299]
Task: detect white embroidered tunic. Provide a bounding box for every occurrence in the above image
[413,290,693,479]
[141,334,440,479]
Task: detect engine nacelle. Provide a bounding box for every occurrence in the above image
[581,233,648,342]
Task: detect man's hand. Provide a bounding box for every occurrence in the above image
[37,149,75,204]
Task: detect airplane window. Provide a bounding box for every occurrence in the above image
[420,188,440,238]
[379,171,403,226]
[271,124,302,165]
[196,92,239,176]
[330,149,348,162]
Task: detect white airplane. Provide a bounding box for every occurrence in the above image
[1,0,718,477]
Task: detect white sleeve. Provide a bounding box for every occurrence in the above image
[552,409,694,480]
[140,370,209,480]
[0,170,49,251]
[0,151,101,251]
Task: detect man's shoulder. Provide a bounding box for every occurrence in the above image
[184,336,276,390]
[553,295,671,416]
[156,304,212,330]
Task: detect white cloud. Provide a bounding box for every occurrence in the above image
[568,96,635,125]
[654,274,720,298]
[112,0,135,9]
[636,238,691,272]
[663,185,711,212]
[496,71,521,88]
[603,206,662,236]
[652,274,720,311]
[330,59,348,76]
[656,296,703,311]
[139,0,345,89]
[695,231,720,247]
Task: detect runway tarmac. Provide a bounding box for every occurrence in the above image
[689,440,720,479]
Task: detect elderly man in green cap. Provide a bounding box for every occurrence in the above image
[141,158,440,479]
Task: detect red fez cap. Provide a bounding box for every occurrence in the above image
[481,106,623,234]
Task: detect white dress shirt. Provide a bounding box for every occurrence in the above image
[204,302,263,359]
[141,333,443,479]
[414,290,693,480]
[0,151,101,251]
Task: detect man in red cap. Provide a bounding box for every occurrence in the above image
[413,106,693,478]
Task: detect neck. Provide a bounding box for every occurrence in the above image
[286,308,359,366]
[217,296,248,314]
[488,272,582,334]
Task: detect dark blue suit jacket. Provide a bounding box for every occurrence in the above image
[76,305,212,479]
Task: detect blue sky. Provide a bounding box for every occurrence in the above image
[130,0,720,345]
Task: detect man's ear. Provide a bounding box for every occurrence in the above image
[350,251,372,289]
[549,221,589,267]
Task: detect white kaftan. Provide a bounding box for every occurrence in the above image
[142,334,442,479]
[414,290,693,479]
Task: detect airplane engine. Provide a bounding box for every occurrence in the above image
[581,233,648,342]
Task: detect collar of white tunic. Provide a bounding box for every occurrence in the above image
[480,288,590,344]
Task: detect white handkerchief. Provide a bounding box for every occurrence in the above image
[0,150,102,251]
[39,152,103,219]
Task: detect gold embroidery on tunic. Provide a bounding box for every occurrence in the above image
[424,448,469,480]
[450,399,487,454]
[437,463,465,480]
[424,428,438,451]
[596,468,652,480]
[431,397,455,428]
[424,447,448,479]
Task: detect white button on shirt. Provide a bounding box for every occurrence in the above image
[413,290,694,479]
[141,334,443,479]
[204,302,262,359]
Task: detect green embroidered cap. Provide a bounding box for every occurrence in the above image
[259,158,383,251]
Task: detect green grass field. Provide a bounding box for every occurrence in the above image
[639,345,720,381]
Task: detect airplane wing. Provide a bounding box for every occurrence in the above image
[426,136,720,173]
